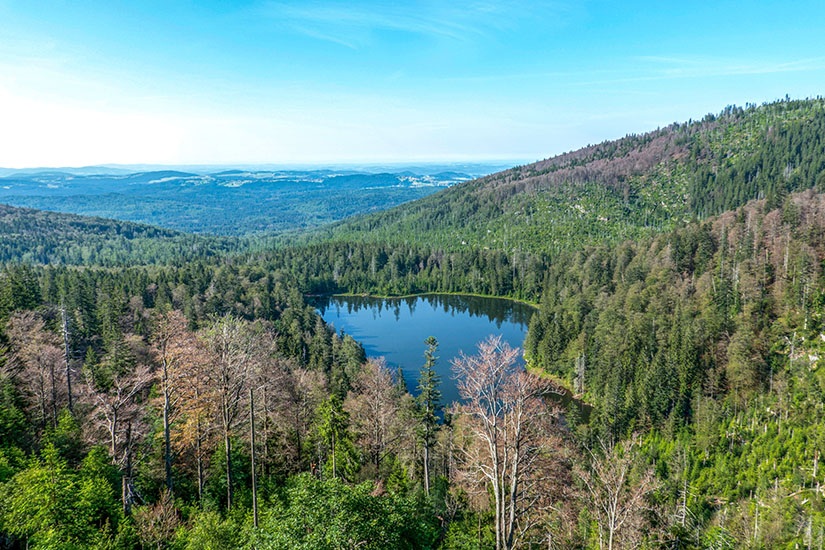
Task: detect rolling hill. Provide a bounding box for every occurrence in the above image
[0,168,476,236]
[319,98,825,254]
[0,203,243,266]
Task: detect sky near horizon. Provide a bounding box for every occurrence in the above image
[1,1,824,168]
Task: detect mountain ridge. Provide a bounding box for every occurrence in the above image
[317,98,825,254]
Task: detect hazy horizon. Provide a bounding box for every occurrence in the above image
[2,1,824,167]
[0,159,523,176]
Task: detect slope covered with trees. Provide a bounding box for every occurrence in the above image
[0,204,249,266]
[321,98,825,254]
[2,98,825,549]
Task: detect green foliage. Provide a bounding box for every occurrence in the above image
[46,410,85,466]
[316,98,825,255]
[316,397,358,481]
[0,204,244,266]
[249,473,438,550]
[182,511,242,550]
[417,336,442,439]
[0,444,121,548]
[441,513,495,550]
[2,98,825,549]
[0,374,30,453]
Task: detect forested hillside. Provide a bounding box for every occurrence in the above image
[261,189,825,548]
[0,204,250,266]
[2,99,825,549]
[322,98,825,253]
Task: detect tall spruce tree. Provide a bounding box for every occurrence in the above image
[417,336,441,496]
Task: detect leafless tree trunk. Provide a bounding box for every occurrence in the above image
[250,386,259,528]
[84,364,153,465]
[578,436,658,550]
[6,311,65,429]
[60,306,74,414]
[344,358,401,472]
[201,314,260,512]
[151,311,202,495]
[452,335,560,550]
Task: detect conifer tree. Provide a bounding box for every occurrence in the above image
[417,336,441,496]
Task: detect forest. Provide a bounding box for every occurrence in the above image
[1,98,825,549]
[319,98,825,254]
[0,170,468,236]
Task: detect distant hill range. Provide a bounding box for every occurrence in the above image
[4,98,825,261]
[320,98,825,254]
[0,166,491,235]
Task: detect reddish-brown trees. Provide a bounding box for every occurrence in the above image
[150,310,207,494]
[200,314,260,511]
[6,311,66,430]
[344,358,401,472]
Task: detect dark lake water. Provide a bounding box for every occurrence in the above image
[313,294,536,405]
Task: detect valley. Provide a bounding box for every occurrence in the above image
[2,98,825,549]
[0,167,488,236]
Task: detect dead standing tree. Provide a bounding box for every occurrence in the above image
[344,358,402,472]
[283,367,327,471]
[150,310,206,495]
[6,311,67,430]
[452,335,560,550]
[172,338,219,504]
[578,436,658,550]
[201,314,257,512]
[245,327,280,528]
[83,363,153,465]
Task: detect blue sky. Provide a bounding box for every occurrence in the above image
[1,0,824,167]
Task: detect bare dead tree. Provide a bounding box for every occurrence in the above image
[134,489,180,550]
[59,305,74,414]
[283,367,327,471]
[83,363,153,465]
[578,435,658,550]
[452,335,561,550]
[6,311,66,429]
[344,358,402,472]
[245,327,280,528]
[200,314,258,512]
[173,362,218,504]
[150,310,205,495]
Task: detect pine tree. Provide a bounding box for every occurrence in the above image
[417,336,441,496]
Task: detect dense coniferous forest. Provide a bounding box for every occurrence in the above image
[2,98,825,549]
[0,204,259,266]
[320,98,825,254]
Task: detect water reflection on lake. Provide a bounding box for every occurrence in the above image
[312,294,535,405]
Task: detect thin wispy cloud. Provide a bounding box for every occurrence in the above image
[2,0,824,166]
[293,25,359,50]
[261,0,567,48]
[630,55,825,80]
[438,55,825,87]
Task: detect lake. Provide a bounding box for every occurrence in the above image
[312,293,536,405]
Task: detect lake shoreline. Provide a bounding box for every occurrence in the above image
[307,291,540,309]
[312,292,536,404]
[525,363,594,411]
